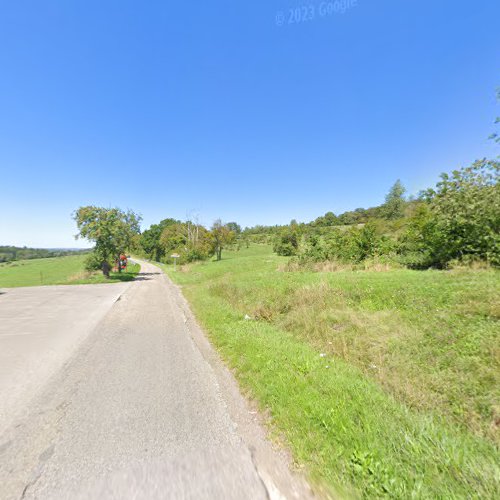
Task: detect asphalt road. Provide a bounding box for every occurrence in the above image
[0,282,131,436]
[0,261,311,499]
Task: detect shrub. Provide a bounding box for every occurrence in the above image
[84,251,105,272]
[274,229,300,256]
[401,160,500,268]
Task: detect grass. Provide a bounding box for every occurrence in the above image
[0,255,140,288]
[161,245,500,498]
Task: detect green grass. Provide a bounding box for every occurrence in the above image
[0,255,140,288]
[161,245,499,498]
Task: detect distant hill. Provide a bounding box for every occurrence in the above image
[0,246,90,263]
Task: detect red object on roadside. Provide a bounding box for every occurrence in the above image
[119,253,128,271]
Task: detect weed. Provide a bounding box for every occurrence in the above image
[161,246,500,497]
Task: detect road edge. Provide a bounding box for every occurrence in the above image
[157,266,316,500]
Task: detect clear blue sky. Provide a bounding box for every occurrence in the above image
[1,0,498,247]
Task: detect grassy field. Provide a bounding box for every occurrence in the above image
[0,255,140,288]
[162,245,499,498]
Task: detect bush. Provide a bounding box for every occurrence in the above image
[400,160,500,268]
[84,251,105,272]
[297,223,395,265]
[274,229,299,256]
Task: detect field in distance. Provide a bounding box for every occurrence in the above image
[0,255,140,288]
[162,245,499,498]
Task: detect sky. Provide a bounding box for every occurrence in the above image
[0,0,499,248]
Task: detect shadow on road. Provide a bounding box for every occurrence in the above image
[133,272,161,282]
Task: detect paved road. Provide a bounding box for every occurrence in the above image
[0,282,131,436]
[0,261,311,499]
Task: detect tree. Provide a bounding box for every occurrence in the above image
[73,206,141,276]
[211,220,235,261]
[140,218,179,262]
[313,212,339,227]
[419,159,500,266]
[323,211,338,226]
[159,223,187,255]
[226,222,242,234]
[337,211,359,225]
[273,228,299,256]
[382,180,406,220]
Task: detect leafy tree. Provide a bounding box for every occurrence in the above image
[73,206,141,276]
[159,223,187,254]
[419,159,500,266]
[313,212,339,227]
[355,222,381,261]
[398,204,441,268]
[157,222,212,264]
[323,212,338,226]
[273,228,299,256]
[211,220,236,261]
[337,210,366,225]
[226,222,242,234]
[140,218,179,261]
[382,180,406,220]
[184,224,213,262]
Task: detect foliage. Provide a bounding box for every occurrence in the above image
[262,160,498,270]
[381,179,406,220]
[411,159,500,267]
[211,219,236,261]
[299,222,396,264]
[0,246,88,263]
[73,206,142,275]
[158,222,213,263]
[273,228,300,256]
[226,222,242,234]
[140,218,179,262]
[136,217,239,264]
[84,251,104,271]
[162,245,500,498]
[312,211,339,227]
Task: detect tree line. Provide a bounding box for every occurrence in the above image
[73,159,498,276]
[0,246,89,264]
[73,207,241,276]
[271,159,499,269]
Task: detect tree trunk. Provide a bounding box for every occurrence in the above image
[102,261,111,278]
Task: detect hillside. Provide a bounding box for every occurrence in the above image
[0,255,140,287]
[162,245,500,497]
[0,245,89,263]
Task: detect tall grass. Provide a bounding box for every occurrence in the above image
[163,245,500,497]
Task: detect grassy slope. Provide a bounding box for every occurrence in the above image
[0,255,140,287]
[162,246,499,498]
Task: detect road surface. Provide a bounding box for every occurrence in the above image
[0,261,311,499]
[0,282,130,436]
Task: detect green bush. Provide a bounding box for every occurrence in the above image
[84,251,105,272]
[276,160,499,270]
[274,229,299,256]
[400,160,499,268]
[298,223,395,265]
